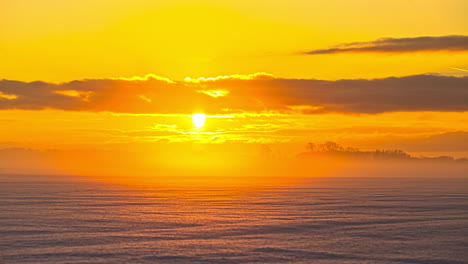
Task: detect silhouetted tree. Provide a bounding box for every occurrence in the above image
[345,147,359,152]
[308,143,316,152]
[303,141,467,163]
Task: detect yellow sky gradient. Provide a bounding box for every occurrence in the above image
[2,0,467,82]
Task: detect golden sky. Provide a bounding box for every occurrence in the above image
[1,0,468,178]
[2,0,467,81]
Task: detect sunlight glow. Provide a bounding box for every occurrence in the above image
[0,91,18,100]
[192,113,206,128]
[196,89,229,98]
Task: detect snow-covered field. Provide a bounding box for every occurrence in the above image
[1,175,467,264]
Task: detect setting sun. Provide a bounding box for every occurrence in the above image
[192,113,206,128]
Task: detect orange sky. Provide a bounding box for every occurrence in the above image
[1,0,468,178]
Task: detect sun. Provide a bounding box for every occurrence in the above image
[192,113,206,128]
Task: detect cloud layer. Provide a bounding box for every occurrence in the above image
[304,35,468,55]
[1,74,467,114]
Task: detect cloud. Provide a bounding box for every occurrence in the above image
[196,89,229,98]
[1,74,467,114]
[184,72,275,83]
[111,74,175,83]
[303,35,468,55]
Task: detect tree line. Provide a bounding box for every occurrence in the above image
[302,141,467,163]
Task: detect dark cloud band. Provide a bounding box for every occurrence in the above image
[0,74,467,114]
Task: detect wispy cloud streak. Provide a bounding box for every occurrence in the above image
[304,35,468,55]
